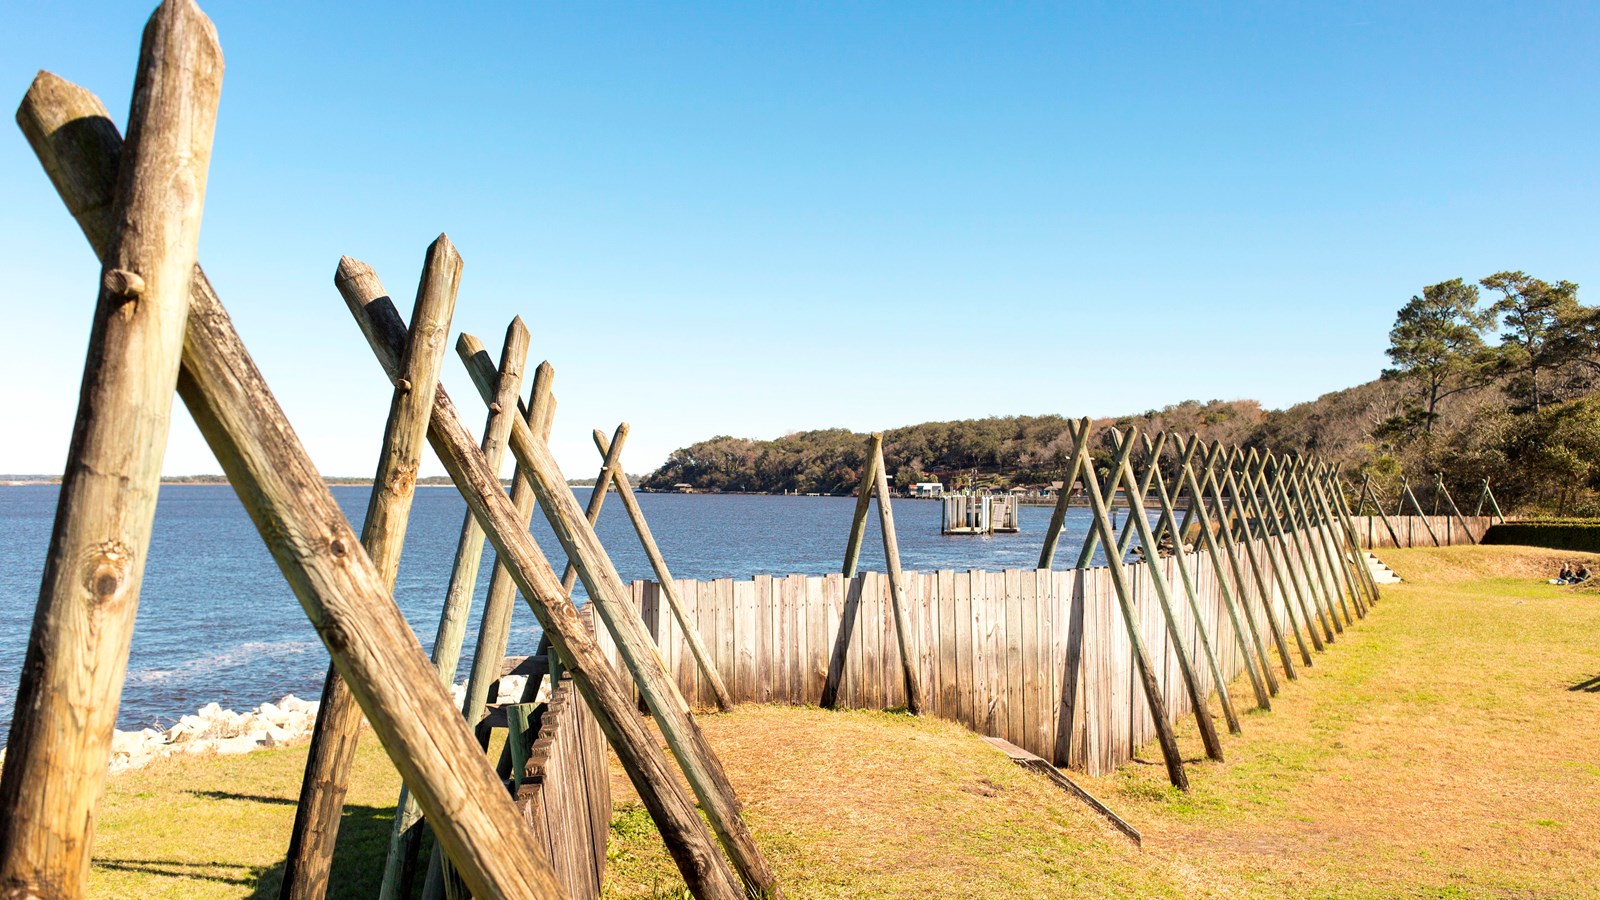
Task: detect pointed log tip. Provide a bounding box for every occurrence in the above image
[428,233,461,263]
[592,428,608,442]
[535,360,554,376]
[507,315,529,340]
[335,256,372,283]
[150,0,223,54]
[455,330,480,354]
[615,422,630,438]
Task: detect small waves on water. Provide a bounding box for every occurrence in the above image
[1,484,1121,741]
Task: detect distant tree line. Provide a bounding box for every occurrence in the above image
[645,270,1600,516]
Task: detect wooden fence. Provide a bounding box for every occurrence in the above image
[1348,515,1491,549]
[512,677,609,900]
[595,527,1344,776]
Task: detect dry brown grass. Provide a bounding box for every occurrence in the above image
[607,544,1600,899]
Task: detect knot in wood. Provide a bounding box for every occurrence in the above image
[395,378,413,393]
[489,401,503,414]
[102,268,145,299]
[328,538,347,559]
[81,541,134,612]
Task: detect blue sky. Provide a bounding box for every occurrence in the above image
[3,2,1595,479]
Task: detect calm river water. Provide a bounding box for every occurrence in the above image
[0,484,1118,737]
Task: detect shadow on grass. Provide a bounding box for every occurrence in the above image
[241,799,401,899]
[96,857,264,886]
[187,789,299,806]
[1568,674,1600,693]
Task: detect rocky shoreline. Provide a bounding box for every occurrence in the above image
[0,673,541,775]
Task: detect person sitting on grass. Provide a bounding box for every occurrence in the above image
[1555,563,1574,584]
[1576,563,1592,584]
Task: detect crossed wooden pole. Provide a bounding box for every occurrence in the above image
[1,5,772,897]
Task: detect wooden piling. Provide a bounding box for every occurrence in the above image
[17,76,564,898]
[342,281,749,899]
[1213,447,1301,677]
[1326,469,1382,605]
[1038,426,1091,569]
[0,14,221,893]
[1400,478,1441,546]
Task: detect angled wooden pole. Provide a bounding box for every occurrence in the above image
[842,434,882,577]
[1243,451,1324,653]
[286,244,462,900]
[593,426,736,712]
[1072,422,1188,789]
[1173,437,1276,703]
[1267,458,1344,634]
[1213,447,1301,677]
[1354,476,1369,516]
[1437,473,1477,544]
[1483,479,1505,523]
[1362,476,1403,549]
[380,307,768,897]
[1284,458,1347,632]
[1245,451,1322,656]
[1289,459,1354,628]
[17,75,565,898]
[1400,478,1441,546]
[1141,436,1242,734]
[1324,468,1381,606]
[1038,429,1091,569]
[458,339,547,729]
[376,323,531,900]
[0,15,221,893]
[492,419,628,769]
[1473,479,1489,517]
[1258,452,1335,645]
[340,270,746,899]
[1108,431,1223,760]
[870,435,926,715]
[1304,465,1366,621]
[421,371,554,900]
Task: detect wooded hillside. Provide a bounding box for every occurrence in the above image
[644,271,1600,515]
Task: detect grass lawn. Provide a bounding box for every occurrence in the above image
[82,545,1600,898]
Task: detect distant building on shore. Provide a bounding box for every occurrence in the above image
[911,481,945,499]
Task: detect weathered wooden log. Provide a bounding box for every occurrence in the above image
[842,435,882,577]
[420,369,553,900]
[869,436,926,715]
[1437,474,1477,545]
[1400,478,1441,546]
[1107,431,1222,760]
[448,342,775,896]
[1289,459,1355,628]
[1075,422,1188,790]
[375,321,530,900]
[285,243,462,900]
[0,11,221,894]
[562,424,625,594]
[1247,451,1328,650]
[1141,435,1242,733]
[340,275,745,899]
[1036,434,1079,569]
[593,427,736,712]
[1325,468,1382,605]
[16,76,564,898]
[1182,439,1282,695]
[1216,447,1305,674]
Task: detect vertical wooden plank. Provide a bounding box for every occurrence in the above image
[1008,569,1029,748]
[734,579,756,704]
[755,575,773,704]
[936,570,957,720]
[954,570,974,729]
[803,576,823,704]
[989,571,1009,739]
[790,573,806,701]
[919,572,938,719]
[970,571,991,735]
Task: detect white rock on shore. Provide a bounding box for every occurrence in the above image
[83,673,549,774]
